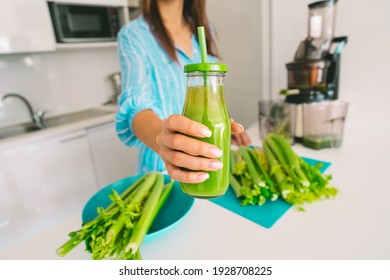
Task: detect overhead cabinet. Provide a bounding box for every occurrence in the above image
[0,0,56,54]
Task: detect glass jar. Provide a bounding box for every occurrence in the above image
[180,63,230,198]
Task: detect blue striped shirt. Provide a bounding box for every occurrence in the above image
[116,17,216,174]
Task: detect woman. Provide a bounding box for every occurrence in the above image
[116,0,251,184]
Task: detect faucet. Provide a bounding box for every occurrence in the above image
[1,93,46,129]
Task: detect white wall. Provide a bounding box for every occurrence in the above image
[0,47,120,128]
[270,0,390,132]
[207,0,263,128]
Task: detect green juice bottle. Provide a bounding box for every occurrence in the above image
[180,63,230,198]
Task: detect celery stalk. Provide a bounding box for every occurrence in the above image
[105,174,146,212]
[104,173,157,246]
[270,134,310,187]
[56,172,173,260]
[239,147,266,188]
[263,133,338,210]
[230,173,243,198]
[123,173,165,257]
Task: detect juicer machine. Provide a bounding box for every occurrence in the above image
[281,0,348,143]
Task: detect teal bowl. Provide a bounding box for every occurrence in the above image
[82,174,195,241]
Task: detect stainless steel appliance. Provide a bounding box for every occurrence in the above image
[48,2,122,43]
[281,0,348,145]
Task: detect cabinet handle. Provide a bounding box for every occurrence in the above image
[60,134,86,143]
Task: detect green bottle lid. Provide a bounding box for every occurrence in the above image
[184,63,228,73]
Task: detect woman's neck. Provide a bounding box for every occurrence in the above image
[157,0,192,59]
[157,0,185,31]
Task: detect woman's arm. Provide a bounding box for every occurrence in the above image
[132,109,162,153]
[116,26,163,148]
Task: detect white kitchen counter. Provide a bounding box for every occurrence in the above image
[0,105,117,150]
[1,122,389,260]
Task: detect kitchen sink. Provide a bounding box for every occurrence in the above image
[0,108,113,141]
[43,108,113,128]
[0,123,41,140]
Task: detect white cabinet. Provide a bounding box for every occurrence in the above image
[0,119,139,252]
[87,122,138,188]
[0,0,56,54]
[0,130,98,251]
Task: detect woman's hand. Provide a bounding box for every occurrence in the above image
[231,119,252,146]
[156,115,251,183]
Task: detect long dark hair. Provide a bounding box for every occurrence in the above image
[141,0,220,63]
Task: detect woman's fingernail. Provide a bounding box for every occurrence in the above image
[237,123,244,132]
[210,147,223,157]
[199,127,212,137]
[198,173,209,182]
[210,161,223,170]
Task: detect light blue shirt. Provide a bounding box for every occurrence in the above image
[116,17,216,174]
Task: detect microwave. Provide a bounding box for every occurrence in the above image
[48,2,122,43]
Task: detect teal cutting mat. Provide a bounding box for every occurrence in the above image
[210,157,331,229]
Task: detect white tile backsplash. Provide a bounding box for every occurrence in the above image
[0,47,120,128]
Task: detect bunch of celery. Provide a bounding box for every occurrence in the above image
[230,146,279,205]
[56,172,173,260]
[263,133,338,210]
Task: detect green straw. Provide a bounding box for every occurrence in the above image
[197,26,208,86]
[198,26,208,64]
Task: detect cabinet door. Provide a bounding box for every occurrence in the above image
[0,0,56,54]
[87,122,138,188]
[0,130,97,251]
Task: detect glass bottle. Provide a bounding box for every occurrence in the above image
[180,63,230,198]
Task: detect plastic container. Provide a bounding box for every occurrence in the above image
[258,100,292,142]
[294,0,338,61]
[302,100,349,149]
[286,59,329,89]
[180,63,230,198]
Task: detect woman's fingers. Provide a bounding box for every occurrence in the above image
[164,161,210,183]
[232,132,252,146]
[157,132,222,158]
[230,118,251,146]
[231,134,242,146]
[164,114,212,138]
[231,118,245,134]
[159,146,223,171]
[158,114,222,158]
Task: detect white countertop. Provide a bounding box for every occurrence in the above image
[0,105,117,150]
[1,122,389,260]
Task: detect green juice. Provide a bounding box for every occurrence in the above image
[180,84,231,198]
